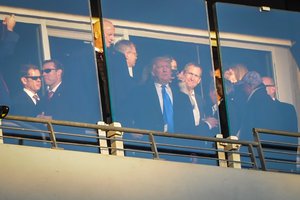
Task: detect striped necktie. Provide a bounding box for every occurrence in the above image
[33,94,40,104]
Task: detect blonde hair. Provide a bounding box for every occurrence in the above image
[232,64,248,81]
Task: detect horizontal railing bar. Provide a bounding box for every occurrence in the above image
[254,128,300,137]
[3,115,299,174]
[0,125,50,134]
[5,116,259,146]
[263,149,298,156]
[264,158,298,165]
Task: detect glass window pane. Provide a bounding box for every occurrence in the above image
[100,0,219,162]
[0,0,102,151]
[216,3,300,171]
[216,3,299,136]
[0,0,101,122]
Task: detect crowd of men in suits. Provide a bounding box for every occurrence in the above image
[2,17,298,144]
[103,18,298,143]
[102,19,221,137]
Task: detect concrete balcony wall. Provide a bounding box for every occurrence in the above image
[0,144,299,200]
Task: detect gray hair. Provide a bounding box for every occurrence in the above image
[241,71,262,89]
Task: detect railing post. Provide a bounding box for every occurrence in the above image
[225,136,241,169]
[248,144,258,169]
[107,122,124,156]
[215,134,227,167]
[252,128,267,171]
[148,133,159,159]
[297,145,300,172]
[0,119,3,144]
[97,121,109,155]
[46,122,59,149]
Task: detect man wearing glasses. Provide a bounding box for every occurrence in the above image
[40,59,74,121]
[262,76,298,132]
[11,64,42,117]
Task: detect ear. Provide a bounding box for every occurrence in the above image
[124,51,130,60]
[21,77,27,85]
[57,69,63,76]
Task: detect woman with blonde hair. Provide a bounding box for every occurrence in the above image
[224,64,248,84]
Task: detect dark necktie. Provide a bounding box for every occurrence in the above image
[48,91,54,100]
[161,85,174,132]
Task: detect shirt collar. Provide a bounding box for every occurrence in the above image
[48,81,62,92]
[23,88,37,98]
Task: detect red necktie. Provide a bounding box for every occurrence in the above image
[48,91,54,100]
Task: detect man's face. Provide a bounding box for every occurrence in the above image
[262,77,276,99]
[183,65,202,91]
[22,69,41,93]
[152,59,172,84]
[125,45,137,68]
[42,62,62,89]
[103,21,115,48]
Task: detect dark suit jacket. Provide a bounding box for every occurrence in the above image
[273,99,298,132]
[187,92,216,137]
[238,85,277,141]
[10,90,42,117]
[238,85,297,171]
[0,73,11,106]
[130,80,194,133]
[40,83,77,121]
[0,25,19,59]
[203,98,224,137]
[0,26,19,105]
[105,46,135,123]
[108,58,139,124]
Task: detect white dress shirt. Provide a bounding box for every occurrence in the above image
[189,90,200,126]
[23,88,39,105]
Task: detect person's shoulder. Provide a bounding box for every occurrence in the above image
[137,79,155,92]
[12,90,28,100]
[276,99,296,111]
[105,46,124,59]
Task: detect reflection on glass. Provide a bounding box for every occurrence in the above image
[216,3,300,172]
[0,0,102,151]
[100,0,220,161]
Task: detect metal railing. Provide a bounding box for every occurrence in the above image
[0,115,299,174]
[253,128,300,173]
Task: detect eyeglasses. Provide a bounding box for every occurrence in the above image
[265,84,275,87]
[25,76,42,81]
[42,69,57,74]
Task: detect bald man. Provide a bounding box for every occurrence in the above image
[103,19,115,49]
[102,19,132,125]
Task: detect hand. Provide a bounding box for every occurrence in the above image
[36,112,52,120]
[224,68,237,83]
[204,117,219,129]
[130,133,144,140]
[3,14,16,31]
[177,71,184,81]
